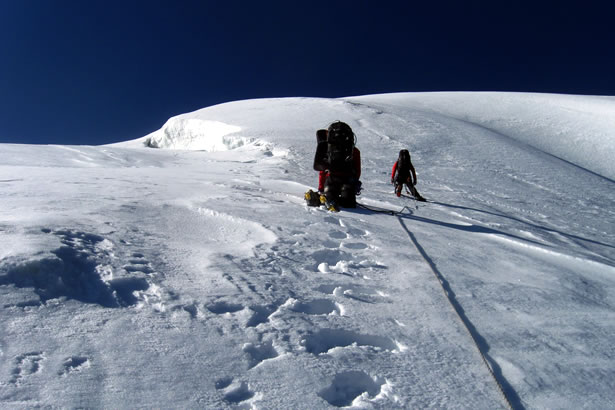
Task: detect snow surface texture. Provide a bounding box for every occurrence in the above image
[1,92,614,409]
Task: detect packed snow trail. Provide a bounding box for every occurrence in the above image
[1,93,614,408]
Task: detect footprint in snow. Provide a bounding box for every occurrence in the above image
[171,302,200,319]
[10,352,45,384]
[317,284,390,304]
[322,239,341,249]
[246,303,282,327]
[216,378,257,405]
[243,340,278,369]
[58,356,90,376]
[302,328,399,355]
[311,249,352,268]
[346,227,369,238]
[318,371,386,407]
[323,216,340,225]
[288,298,342,316]
[328,230,348,240]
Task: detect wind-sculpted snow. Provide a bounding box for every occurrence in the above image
[0,229,149,308]
[143,118,246,151]
[1,92,614,409]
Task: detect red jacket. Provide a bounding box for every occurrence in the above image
[318,147,361,191]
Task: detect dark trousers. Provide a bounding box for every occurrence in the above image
[324,175,356,208]
[395,175,422,199]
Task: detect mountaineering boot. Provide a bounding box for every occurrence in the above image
[304,190,321,207]
[319,193,339,212]
[327,201,340,212]
[407,184,427,202]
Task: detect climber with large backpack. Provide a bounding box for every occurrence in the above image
[306,121,361,211]
[391,149,426,201]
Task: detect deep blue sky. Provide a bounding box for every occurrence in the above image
[1,1,614,145]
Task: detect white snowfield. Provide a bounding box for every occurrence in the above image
[0,92,614,409]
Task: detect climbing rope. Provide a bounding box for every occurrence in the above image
[397,217,519,410]
[356,202,412,216]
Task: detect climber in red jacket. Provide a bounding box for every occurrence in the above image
[391,149,425,201]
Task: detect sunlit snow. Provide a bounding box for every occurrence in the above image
[1,92,614,409]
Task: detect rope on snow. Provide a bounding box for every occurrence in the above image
[397,217,523,410]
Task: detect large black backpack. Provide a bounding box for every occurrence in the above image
[326,121,355,172]
[396,149,411,176]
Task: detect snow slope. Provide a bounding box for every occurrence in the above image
[1,92,614,409]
